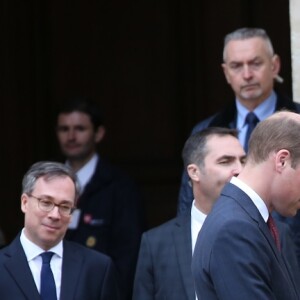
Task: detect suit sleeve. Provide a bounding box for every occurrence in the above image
[132,233,155,300]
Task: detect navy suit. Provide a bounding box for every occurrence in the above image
[178,92,300,215]
[0,234,120,300]
[65,158,145,300]
[133,213,195,300]
[192,183,300,300]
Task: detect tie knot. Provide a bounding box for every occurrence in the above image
[245,112,259,125]
[41,252,54,264]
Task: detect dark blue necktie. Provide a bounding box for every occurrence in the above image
[244,112,259,152]
[40,252,57,300]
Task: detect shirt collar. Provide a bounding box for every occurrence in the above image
[20,228,63,261]
[191,200,207,224]
[67,153,98,193]
[230,176,269,222]
[236,90,277,130]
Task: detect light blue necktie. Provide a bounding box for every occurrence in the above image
[40,252,57,300]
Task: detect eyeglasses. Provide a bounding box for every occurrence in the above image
[28,194,75,216]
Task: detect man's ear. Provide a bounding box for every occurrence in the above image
[21,193,29,213]
[94,125,106,143]
[271,54,281,78]
[274,149,290,172]
[187,164,201,182]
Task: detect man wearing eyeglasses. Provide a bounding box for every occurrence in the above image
[0,161,120,300]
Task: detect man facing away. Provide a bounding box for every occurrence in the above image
[0,161,119,300]
[178,27,300,215]
[192,111,300,300]
[55,97,145,300]
[133,127,246,300]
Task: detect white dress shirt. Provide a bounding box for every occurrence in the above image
[191,200,207,254]
[191,201,207,300]
[67,153,98,194]
[230,176,269,222]
[20,229,63,299]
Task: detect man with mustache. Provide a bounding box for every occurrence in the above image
[178,27,300,215]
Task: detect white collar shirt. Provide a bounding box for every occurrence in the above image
[20,229,63,299]
[67,153,98,194]
[191,200,207,254]
[191,200,207,300]
[230,176,269,222]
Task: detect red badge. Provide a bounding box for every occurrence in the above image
[84,214,92,224]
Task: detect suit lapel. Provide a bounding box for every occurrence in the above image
[81,159,111,197]
[222,183,298,298]
[60,241,84,300]
[3,236,40,300]
[222,184,283,262]
[172,214,195,300]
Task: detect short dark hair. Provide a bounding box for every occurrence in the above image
[57,96,104,130]
[182,127,238,169]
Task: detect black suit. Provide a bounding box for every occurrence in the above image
[133,213,195,300]
[0,234,119,300]
[65,158,145,300]
[192,183,300,300]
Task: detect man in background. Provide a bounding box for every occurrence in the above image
[133,127,246,300]
[178,27,300,215]
[56,97,145,300]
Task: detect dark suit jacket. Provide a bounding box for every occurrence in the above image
[0,235,120,300]
[65,158,145,300]
[133,213,195,300]
[192,183,300,300]
[178,92,300,215]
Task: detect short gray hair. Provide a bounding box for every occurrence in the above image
[22,161,80,203]
[223,27,274,61]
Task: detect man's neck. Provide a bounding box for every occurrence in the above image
[237,91,273,111]
[193,194,213,215]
